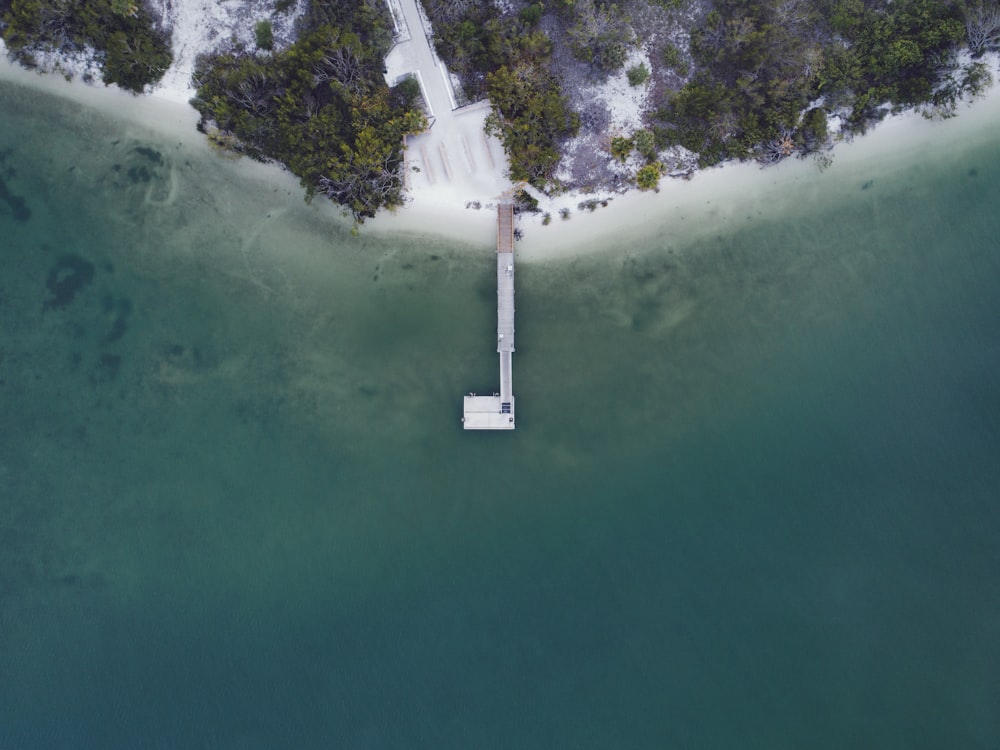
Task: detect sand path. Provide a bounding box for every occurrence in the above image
[382,0,512,213]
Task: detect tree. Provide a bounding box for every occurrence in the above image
[485,65,579,184]
[1,0,172,90]
[563,0,634,72]
[193,16,426,221]
[965,2,1000,54]
[105,29,172,91]
[110,0,138,18]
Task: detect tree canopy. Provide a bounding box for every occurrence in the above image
[192,6,426,221]
[421,0,579,186]
[1,0,172,91]
[661,0,982,165]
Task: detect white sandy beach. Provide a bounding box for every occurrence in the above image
[371,54,1000,262]
[2,36,998,262]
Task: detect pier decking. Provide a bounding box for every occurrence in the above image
[463,202,516,430]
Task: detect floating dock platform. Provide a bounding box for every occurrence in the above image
[463,202,515,430]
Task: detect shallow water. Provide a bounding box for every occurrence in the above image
[2,80,999,749]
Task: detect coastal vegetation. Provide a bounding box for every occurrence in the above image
[636,162,662,190]
[661,0,987,165]
[254,19,273,52]
[484,64,580,184]
[3,0,998,217]
[426,0,998,184]
[191,0,426,221]
[421,0,579,186]
[0,0,172,91]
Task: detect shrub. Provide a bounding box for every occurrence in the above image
[633,129,657,161]
[636,163,662,190]
[519,3,543,25]
[255,20,274,50]
[803,108,828,144]
[110,0,139,17]
[514,187,540,212]
[392,74,423,108]
[661,43,691,77]
[627,62,650,87]
[610,135,633,162]
[565,0,633,72]
[105,29,172,91]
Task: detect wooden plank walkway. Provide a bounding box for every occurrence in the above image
[462,202,516,430]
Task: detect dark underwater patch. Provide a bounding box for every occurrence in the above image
[0,175,31,222]
[133,146,164,165]
[127,165,152,184]
[89,353,121,385]
[101,294,133,343]
[164,343,205,371]
[44,255,96,311]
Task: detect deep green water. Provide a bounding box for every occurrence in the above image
[2,80,999,749]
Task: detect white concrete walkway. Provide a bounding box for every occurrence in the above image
[383,0,511,208]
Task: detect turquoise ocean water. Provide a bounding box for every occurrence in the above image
[1,79,999,748]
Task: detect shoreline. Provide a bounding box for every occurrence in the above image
[3,50,999,263]
[370,55,1000,261]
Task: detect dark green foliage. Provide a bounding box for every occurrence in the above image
[421,0,577,187]
[485,65,580,184]
[817,0,965,123]
[660,42,690,77]
[802,107,828,145]
[421,0,551,100]
[610,134,633,161]
[633,128,656,161]
[636,162,661,190]
[519,3,543,26]
[105,28,173,91]
[513,187,539,212]
[661,43,680,68]
[274,0,296,12]
[627,62,650,86]
[392,74,422,107]
[305,0,394,56]
[561,0,633,72]
[255,19,273,51]
[663,0,822,164]
[659,0,972,165]
[1,0,172,91]
[192,16,426,221]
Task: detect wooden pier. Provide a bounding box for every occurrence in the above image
[462,202,516,430]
